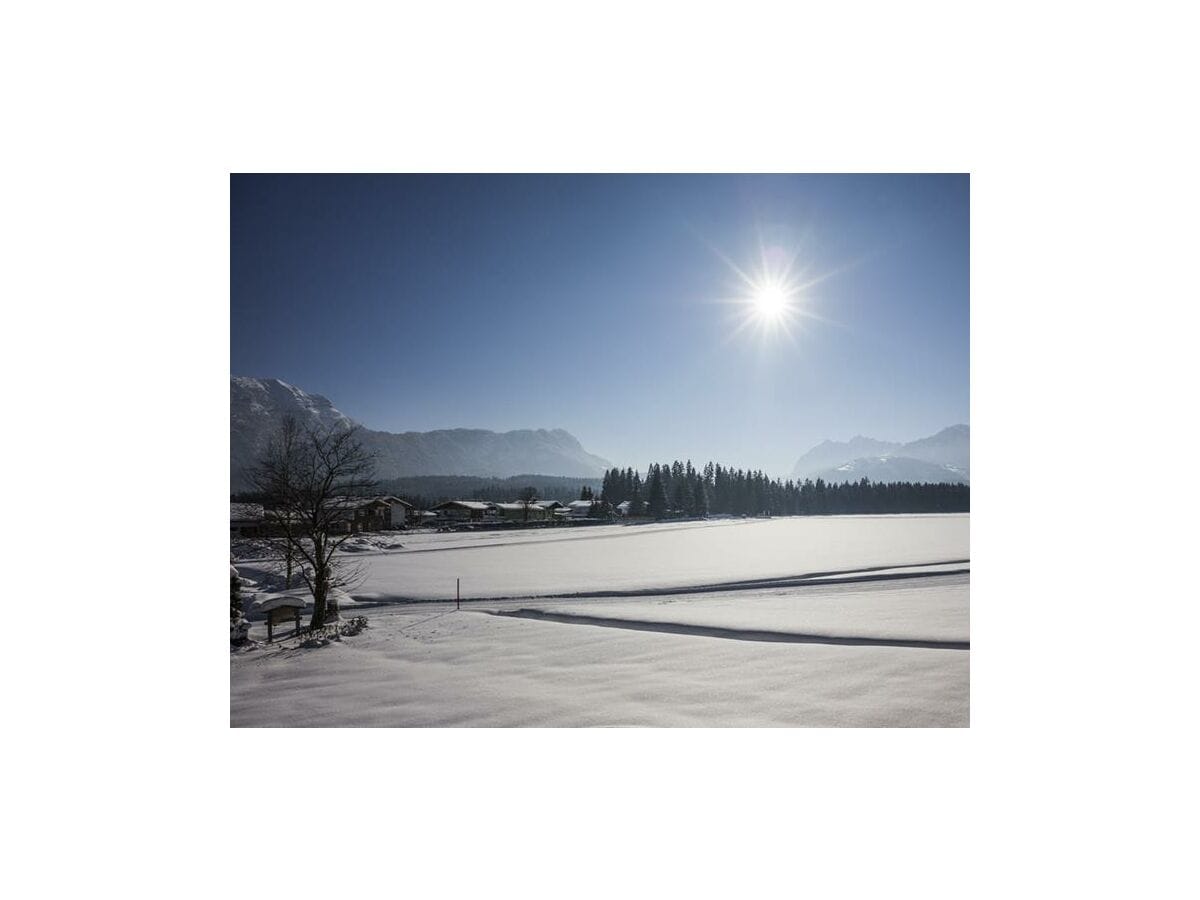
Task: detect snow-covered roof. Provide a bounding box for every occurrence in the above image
[374,495,414,507]
[249,587,355,613]
[534,501,563,509]
[249,592,307,612]
[231,503,264,522]
[616,501,632,510]
[492,502,525,511]
[432,500,496,511]
[329,496,389,509]
[567,500,594,509]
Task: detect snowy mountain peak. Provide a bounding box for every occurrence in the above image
[231,376,356,432]
[792,425,969,483]
[230,376,613,490]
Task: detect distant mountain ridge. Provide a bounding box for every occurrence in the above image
[231,376,613,490]
[792,425,969,484]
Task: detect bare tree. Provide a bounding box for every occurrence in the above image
[248,417,378,628]
[518,485,538,523]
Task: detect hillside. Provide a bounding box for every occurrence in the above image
[231,376,612,490]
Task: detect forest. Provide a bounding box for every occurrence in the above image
[595,461,969,517]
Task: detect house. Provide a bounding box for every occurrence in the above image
[373,495,414,527]
[566,499,595,518]
[231,502,265,537]
[535,500,565,513]
[493,501,551,522]
[329,497,393,533]
[431,500,499,522]
[616,500,632,517]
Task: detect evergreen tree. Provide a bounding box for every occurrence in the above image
[647,466,668,519]
[672,475,693,517]
[231,571,243,624]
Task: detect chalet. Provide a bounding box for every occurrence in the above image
[566,499,595,518]
[329,497,392,533]
[230,503,265,537]
[493,501,551,522]
[373,495,414,527]
[431,500,499,522]
[616,500,633,517]
[535,500,566,513]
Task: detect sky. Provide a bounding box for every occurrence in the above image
[231,174,968,477]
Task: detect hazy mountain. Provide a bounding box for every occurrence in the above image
[809,456,969,484]
[231,376,612,490]
[793,425,970,483]
[791,435,903,479]
[895,424,970,470]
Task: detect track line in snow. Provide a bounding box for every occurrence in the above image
[541,560,970,599]
[488,608,970,650]
[347,560,969,605]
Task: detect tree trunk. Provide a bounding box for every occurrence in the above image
[310,537,327,628]
[311,575,327,628]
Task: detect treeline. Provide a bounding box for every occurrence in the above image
[600,461,969,517]
[235,465,968,516]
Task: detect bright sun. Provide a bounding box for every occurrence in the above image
[713,239,825,344]
[752,283,788,319]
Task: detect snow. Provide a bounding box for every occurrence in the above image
[235,514,968,602]
[524,578,968,644]
[231,515,969,726]
[248,591,307,613]
[245,586,357,616]
[230,576,968,726]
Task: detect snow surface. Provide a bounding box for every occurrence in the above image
[234,514,968,602]
[528,579,968,644]
[230,576,968,727]
[231,515,969,727]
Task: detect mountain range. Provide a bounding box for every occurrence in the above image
[230,376,612,490]
[231,376,968,491]
[791,425,970,484]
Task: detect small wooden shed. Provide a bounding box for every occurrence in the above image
[250,593,306,641]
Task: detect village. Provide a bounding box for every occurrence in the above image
[230,493,630,539]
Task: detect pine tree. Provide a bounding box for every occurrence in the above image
[630,471,644,515]
[647,466,668,519]
[673,475,692,517]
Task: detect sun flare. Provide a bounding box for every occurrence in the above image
[752,283,789,320]
[704,234,834,345]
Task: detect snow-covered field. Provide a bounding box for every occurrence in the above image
[231,515,969,727]
[236,514,968,601]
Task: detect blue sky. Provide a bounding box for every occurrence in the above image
[231,174,968,476]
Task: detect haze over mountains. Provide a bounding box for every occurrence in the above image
[231,377,968,491]
[791,425,970,484]
[230,377,612,490]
